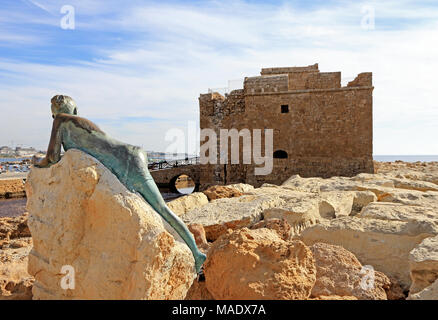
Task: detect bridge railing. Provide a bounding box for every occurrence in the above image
[148,156,200,171]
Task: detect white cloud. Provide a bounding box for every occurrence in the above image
[0,0,437,154]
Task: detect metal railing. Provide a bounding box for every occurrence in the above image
[148,156,200,171]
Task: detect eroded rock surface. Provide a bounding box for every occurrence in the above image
[227,183,254,193]
[250,218,292,241]
[407,279,438,300]
[0,213,31,248]
[300,217,437,289]
[167,192,209,217]
[26,149,196,300]
[309,242,390,300]
[0,240,33,300]
[183,194,283,241]
[202,185,243,201]
[185,280,214,300]
[204,228,316,300]
[409,235,438,294]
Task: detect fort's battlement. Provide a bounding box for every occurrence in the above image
[199,64,374,188]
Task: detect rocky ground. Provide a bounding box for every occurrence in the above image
[0,179,26,199]
[183,161,438,300]
[1,159,437,300]
[0,213,33,299]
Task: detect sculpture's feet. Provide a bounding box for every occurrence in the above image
[32,155,50,168]
[195,252,207,274]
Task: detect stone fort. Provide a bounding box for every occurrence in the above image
[198,63,374,189]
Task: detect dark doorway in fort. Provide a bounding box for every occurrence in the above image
[170,174,196,194]
[281,105,289,113]
[273,150,288,159]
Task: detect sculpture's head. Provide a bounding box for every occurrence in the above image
[51,95,77,118]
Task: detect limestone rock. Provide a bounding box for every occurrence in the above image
[246,184,316,202]
[0,213,31,248]
[263,200,320,236]
[407,278,438,300]
[386,276,406,300]
[319,192,354,218]
[250,218,292,241]
[378,189,438,209]
[246,186,320,235]
[359,202,437,224]
[183,194,283,241]
[167,192,208,217]
[300,216,438,289]
[227,183,254,193]
[0,240,33,300]
[390,178,438,192]
[309,242,390,300]
[188,223,210,253]
[351,191,377,215]
[374,161,438,186]
[204,228,316,300]
[281,175,323,193]
[409,235,438,294]
[202,185,243,201]
[351,173,395,188]
[26,149,196,300]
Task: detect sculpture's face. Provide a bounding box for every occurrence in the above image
[51,95,78,118]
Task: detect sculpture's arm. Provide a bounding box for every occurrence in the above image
[32,117,63,168]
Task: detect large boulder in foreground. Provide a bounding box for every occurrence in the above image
[25,149,196,300]
[204,228,316,300]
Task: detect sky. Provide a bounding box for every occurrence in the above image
[0,0,437,155]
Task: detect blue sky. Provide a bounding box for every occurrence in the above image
[0,0,437,154]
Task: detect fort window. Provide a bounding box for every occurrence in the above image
[281,105,289,113]
[273,150,288,159]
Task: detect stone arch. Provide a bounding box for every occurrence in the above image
[169,173,197,194]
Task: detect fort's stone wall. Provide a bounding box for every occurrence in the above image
[199,64,374,189]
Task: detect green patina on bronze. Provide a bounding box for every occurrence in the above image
[33,95,207,273]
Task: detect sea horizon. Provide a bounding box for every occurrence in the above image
[373,155,438,162]
[2,155,438,164]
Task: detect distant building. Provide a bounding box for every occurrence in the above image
[0,146,14,155]
[15,146,37,157]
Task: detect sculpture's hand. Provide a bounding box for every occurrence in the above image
[32,155,50,168]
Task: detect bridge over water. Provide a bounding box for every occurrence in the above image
[149,157,201,193]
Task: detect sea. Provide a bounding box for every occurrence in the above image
[0,157,29,163]
[373,155,438,162]
[2,155,438,164]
